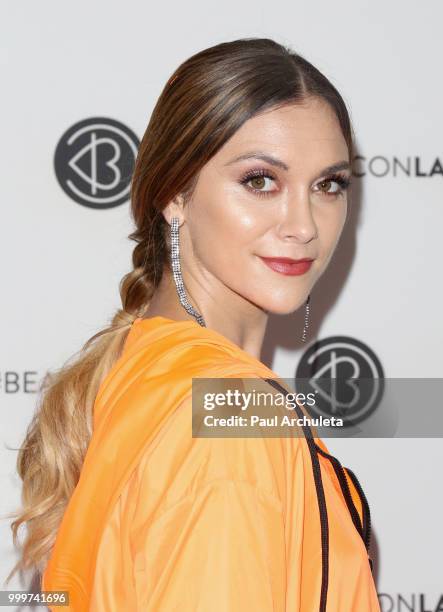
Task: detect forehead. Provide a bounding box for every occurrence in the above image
[215,97,349,165]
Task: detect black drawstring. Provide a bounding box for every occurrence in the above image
[343,466,372,552]
[261,377,374,611]
[314,445,365,540]
[263,378,329,612]
[314,444,374,570]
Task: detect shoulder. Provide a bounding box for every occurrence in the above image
[131,384,309,524]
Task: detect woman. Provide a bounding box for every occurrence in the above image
[9,38,380,610]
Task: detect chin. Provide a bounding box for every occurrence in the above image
[257,297,309,316]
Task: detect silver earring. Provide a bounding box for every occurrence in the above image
[170,217,206,327]
[301,294,311,343]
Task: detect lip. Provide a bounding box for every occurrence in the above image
[259,256,314,276]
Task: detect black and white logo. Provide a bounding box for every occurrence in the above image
[295,336,385,426]
[54,117,139,209]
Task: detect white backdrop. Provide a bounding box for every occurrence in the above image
[2,1,442,609]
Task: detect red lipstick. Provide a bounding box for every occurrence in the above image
[259,256,314,276]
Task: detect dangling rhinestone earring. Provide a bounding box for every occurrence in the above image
[301,294,311,343]
[170,217,206,327]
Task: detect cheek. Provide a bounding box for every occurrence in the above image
[188,186,269,264]
[315,202,347,260]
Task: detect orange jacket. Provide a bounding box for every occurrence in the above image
[42,316,380,611]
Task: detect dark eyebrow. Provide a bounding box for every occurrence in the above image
[224,151,351,175]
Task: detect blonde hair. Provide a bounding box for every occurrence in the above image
[5,37,354,585]
[5,275,154,583]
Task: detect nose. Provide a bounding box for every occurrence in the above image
[278,192,318,243]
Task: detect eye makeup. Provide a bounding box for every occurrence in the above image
[238,166,352,198]
[315,172,352,196]
[239,168,277,197]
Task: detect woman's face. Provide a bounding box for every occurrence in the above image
[168,96,351,316]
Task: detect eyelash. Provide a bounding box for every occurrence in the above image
[239,168,351,198]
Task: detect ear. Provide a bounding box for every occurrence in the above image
[162,194,185,226]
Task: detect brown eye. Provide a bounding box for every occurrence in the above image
[250,176,266,189]
[240,169,278,196]
[319,179,333,192]
[314,174,350,197]
[244,175,276,192]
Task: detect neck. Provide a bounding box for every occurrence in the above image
[142,269,269,361]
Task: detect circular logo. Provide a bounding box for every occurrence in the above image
[54,117,140,209]
[295,336,385,427]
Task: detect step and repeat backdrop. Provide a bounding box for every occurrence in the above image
[2,1,442,610]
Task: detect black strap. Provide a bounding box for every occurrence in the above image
[343,466,372,552]
[261,376,375,609]
[263,377,329,612]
